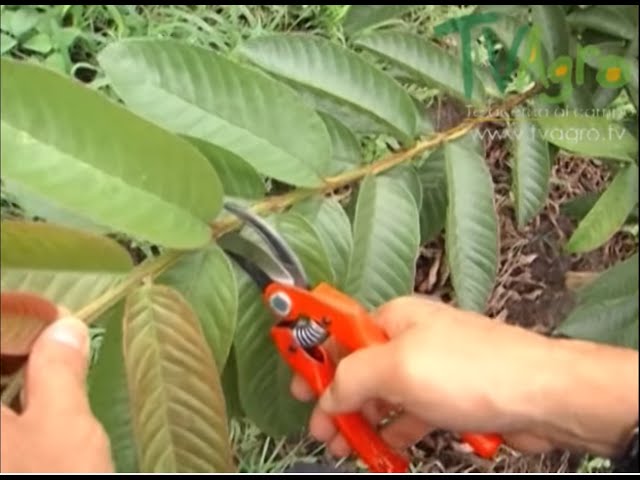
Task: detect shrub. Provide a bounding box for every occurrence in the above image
[1,4,637,473]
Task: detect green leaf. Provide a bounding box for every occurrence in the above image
[123,284,234,473]
[23,32,52,54]
[561,192,601,221]
[318,112,362,174]
[511,110,551,227]
[98,39,332,188]
[341,5,414,35]
[185,136,265,200]
[593,85,622,109]
[1,32,17,54]
[385,164,422,210]
[355,31,487,107]
[445,134,499,312]
[565,163,639,253]
[416,149,448,243]
[88,303,138,473]
[231,268,311,437]
[8,8,39,37]
[345,173,420,310]
[556,254,638,349]
[157,244,238,371]
[532,6,570,60]
[273,212,335,286]
[627,57,639,111]
[474,5,527,16]
[292,197,353,288]
[237,33,419,144]
[576,253,638,303]
[567,6,637,41]
[582,41,627,69]
[2,178,108,234]
[534,113,638,162]
[0,220,132,312]
[220,347,244,421]
[1,58,222,250]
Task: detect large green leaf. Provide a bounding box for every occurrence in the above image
[318,112,362,175]
[565,163,639,253]
[98,39,332,188]
[273,212,335,286]
[231,268,312,437]
[556,254,638,349]
[345,173,420,310]
[2,178,108,234]
[341,5,414,35]
[445,135,499,312]
[511,110,551,227]
[237,34,419,144]
[1,58,221,250]
[567,6,637,41]
[385,164,422,210]
[355,31,487,107]
[185,137,265,200]
[123,284,234,473]
[416,149,448,243]
[532,6,570,60]
[534,113,638,162]
[88,303,138,473]
[0,220,132,312]
[157,244,238,371]
[292,197,353,288]
[220,347,244,421]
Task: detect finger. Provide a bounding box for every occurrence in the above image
[319,344,395,414]
[503,432,554,454]
[379,413,432,451]
[23,316,90,416]
[290,374,315,402]
[328,434,352,458]
[309,405,337,444]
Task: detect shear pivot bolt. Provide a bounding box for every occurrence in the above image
[269,291,291,316]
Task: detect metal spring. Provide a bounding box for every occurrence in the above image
[293,319,328,349]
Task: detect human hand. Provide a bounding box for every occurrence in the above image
[1,316,114,473]
[291,296,639,460]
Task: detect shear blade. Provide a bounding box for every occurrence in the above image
[222,202,309,289]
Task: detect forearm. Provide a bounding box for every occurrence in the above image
[529,337,638,458]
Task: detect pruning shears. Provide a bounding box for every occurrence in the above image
[221,202,503,473]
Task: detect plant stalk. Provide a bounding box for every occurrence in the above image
[0,85,540,407]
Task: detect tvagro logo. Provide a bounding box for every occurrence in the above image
[434,12,633,104]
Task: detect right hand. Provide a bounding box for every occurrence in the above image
[290,296,639,460]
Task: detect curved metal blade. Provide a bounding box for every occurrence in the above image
[223,202,309,288]
[219,233,295,290]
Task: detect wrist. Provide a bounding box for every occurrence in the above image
[524,337,638,457]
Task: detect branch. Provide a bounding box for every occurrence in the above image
[1,85,540,406]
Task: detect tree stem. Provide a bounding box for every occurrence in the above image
[0,85,540,407]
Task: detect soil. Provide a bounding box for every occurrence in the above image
[407,118,638,473]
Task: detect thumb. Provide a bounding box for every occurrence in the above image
[23,316,91,415]
[319,343,395,414]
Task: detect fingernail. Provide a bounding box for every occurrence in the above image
[46,316,89,356]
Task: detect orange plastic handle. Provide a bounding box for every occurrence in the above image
[263,281,503,460]
[271,327,409,473]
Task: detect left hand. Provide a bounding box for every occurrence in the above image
[1,316,114,473]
